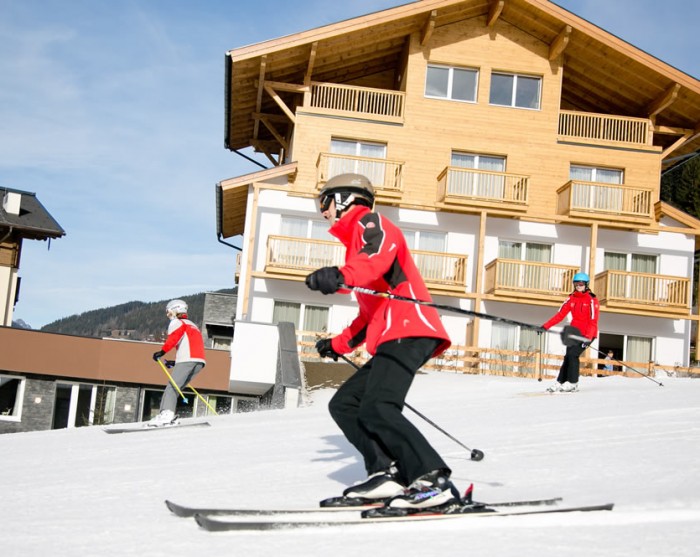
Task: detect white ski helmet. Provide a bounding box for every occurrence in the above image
[166,299,188,317]
[319,173,375,215]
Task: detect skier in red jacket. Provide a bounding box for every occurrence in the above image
[305,173,456,515]
[151,299,206,425]
[541,273,599,392]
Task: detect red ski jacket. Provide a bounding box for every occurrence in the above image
[161,317,206,364]
[328,205,451,357]
[542,290,600,340]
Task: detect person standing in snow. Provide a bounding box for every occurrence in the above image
[541,272,599,392]
[151,299,206,425]
[305,173,457,514]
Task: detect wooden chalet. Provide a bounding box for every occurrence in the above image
[217,0,700,383]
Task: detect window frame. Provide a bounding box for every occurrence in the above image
[489,72,542,110]
[0,374,26,422]
[425,64,479,103]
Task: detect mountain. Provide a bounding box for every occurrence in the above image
[39,289,236,341]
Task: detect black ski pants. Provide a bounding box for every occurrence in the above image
[557,341,587,384]
[328,337,449,486]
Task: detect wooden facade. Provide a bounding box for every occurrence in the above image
[219,0,700,371]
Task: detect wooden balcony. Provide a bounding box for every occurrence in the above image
[317,152,404,201]
[264,236,467,292]
[411,249,467,293]
[437,167,529,212]
[304,82,405,124]
[484,259,579,301]
[558,110,654,150]
[594,270,691,315]
[557,180,654,225]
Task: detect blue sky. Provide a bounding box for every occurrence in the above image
[1,0,697,328]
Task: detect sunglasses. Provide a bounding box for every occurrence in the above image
[319,194,333,213]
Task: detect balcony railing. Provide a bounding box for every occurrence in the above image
[558,110,653,148]
[594,270,690,314]
[437,167,528,211]
[265,236,344,276]
[317,153,404,198]
[264,236,466,291]
[306,82,405,123]
[411,249,467,292]
[484,259,579,299]
[557,180,653,224]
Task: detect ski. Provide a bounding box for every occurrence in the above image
[104,421,210,434]
[193,503,614,531]
[164,496,563,518]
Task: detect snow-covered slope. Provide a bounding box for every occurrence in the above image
[2,373,699,556]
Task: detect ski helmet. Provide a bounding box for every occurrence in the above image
[573,272,590,283]
[318,173,375,215]
[166,299,188,317]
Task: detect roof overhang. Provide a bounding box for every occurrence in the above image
[216,162,298,239]
[224,0,700,162]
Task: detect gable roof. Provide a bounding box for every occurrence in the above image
[225,0,700,162]
[0,187,65,241]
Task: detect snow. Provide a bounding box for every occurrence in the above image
[2,373,700,556]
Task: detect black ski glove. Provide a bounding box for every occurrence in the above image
[153,350,166,361]
[305,266,344,295]
[316,338,340,361]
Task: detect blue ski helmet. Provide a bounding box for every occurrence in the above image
[573,272,590,283]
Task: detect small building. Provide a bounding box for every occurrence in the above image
[1,187,64,326]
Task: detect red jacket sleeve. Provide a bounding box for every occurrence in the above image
[161,320,186,353]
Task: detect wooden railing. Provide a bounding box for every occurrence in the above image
[559,110,653,147]
[484,259,579,297]
[557,180,653,222]
[411,249,467,291]
[317,153,404,197]
[264,236,466,291]
[307,82,405,122]
[265,236,343,275]
[298,338,700,378]
[437,167,528,209]
[594,270,690,313]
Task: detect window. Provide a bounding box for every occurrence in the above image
[488,323,542,373]
[498,240,557,292]
[273,301,330,357]
[570,165,624,211]
[277,216,338,268]
[449,152,506,198]
[0,375,25,420]
[604,251,658,301]
[329,138,387,188]
[404,230,448,283]
[52,382,117,428]
[425,65,478,102]
[490,72,541,109]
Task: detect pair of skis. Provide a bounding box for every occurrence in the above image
[165,497,614,531]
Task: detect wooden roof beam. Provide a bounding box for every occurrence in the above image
[258,117,289,151]
[420,10,437,45]
[253,55,267,140]
[487,0,505,28]
[262,82,298,124]
[252,112,288,123]
[646,83,681,119]
[549,25,572,60]
[304,42,318,85]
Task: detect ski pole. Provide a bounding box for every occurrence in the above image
[156,358,189,403]
[344,284,545,332]
[187,385,220,415]
[561,326,664,387]
[344,285,590,348]
[338,354,485,461]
